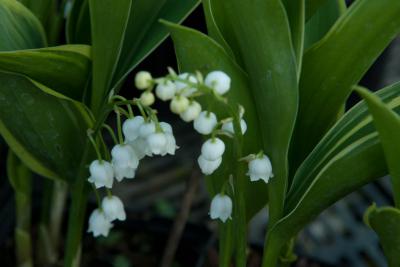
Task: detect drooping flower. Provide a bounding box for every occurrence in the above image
[204,71,231,95]
[160,122,178,156]
[87,160,114,189]
[222,119,247,135]
[147,132,167,155]
[111,144,139,181]
[88,209,113,237]
[201,138,225,161]
[170,95,189,114]
[175,72,198,96]
[209,194,232,223]
[198,155,222,175]
[193,111,218,135]
[156,79,176,101]
[247,154,273,184]
[180,101,202,122]
[102,196,126,221]
[135,71,152,89]
[123,116,145,142]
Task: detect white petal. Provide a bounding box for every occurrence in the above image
[193,111,217,135]
[198,155,222,175]
[204,71,231,95]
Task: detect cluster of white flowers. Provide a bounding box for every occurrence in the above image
[87,95,177,237]
[87,68,275,235]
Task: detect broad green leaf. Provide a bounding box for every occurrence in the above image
[364,205,400,267]
[0,45,91,101]
[0,0,46,50]
[220,0,298,224]
[164,21,266,219]
[89,0,131,114]
[18,0,52,26]
[112,0,200,88]
[66,0,91,44]
[356,87,400,206]
[291,0,400,170]
[0,71,93,183]
[202,0,235,59]
[283,0,305,77]
[267,83,400,260]
[304,0,342,50]
[201,0,245,66]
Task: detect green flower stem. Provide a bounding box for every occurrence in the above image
[232,114,247,267]
[219,220,233,267]
[64,105,112,267]
[115,108,124,144]
[261,232,286,267]
[102,124,119,145]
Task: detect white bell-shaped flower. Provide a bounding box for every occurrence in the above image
[147,132,167,155]
[247,154,273,183]
[135,71,152,89]
[209,194,232,223]
[111,144,139,181]
[87,209,113,237]
[156,80,176,101]
[194,111,218,135]
[180,101,202,122]
[198,155,222,175]
[87,160,114,189]
[204,71,231,95]
[102,196,126,221]
[140,91,155,106]
[175,72,198,96]
[222,119,247,135]
[123,116,145,142]
[160,122,173,134]
[164,133,178,155]
[128,138,148,160]
[170,95,189,114]
[139,121,156,138]
[201,138,225,161]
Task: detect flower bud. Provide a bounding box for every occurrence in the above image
[180,101,202,122]
[155,80,176,101]
[123,116,145,142]
[135,71,152,89]
[140,91,155,106]
[88,209,113,237]
[197,155,222,175]
[175,72,198,96]
[204,71,231,95]
[193,111,217,135]
[88,160,114,189]
[247,154,273,183]
[222,119,247,135]
[209,194,232,223]
[102,196,126,221]
[170,95,189,114]
[201,138,225,161]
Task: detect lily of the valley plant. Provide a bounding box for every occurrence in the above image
[2,0,400,267]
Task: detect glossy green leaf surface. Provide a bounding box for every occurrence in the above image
[66,0,91,44]
[88,0,131,114]
[0,71,93,183]
[0,45,91,101]
[304,0,341,50]
[219,0,298,224]
[268,83,400,253]
[305,0,328,20]
[364,205,400,267]
[0,0,46,51]
[356,88,400,206]
[112,0,200,88]
[291,0,400,169]
[7,150,32,205]
[283,0,305,75]
[165,22,266,219]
